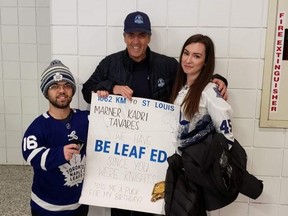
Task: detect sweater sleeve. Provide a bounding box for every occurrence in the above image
[204,83,234,144]
[22,121,67,171]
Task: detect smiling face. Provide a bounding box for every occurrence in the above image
[47,81,73,109]
[124,32,151,62]
[181,42,206,85]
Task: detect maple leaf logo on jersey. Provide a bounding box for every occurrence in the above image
[213,86,222,98]
[59,154,86,187]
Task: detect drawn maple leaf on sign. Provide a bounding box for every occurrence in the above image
[59,154,86,187]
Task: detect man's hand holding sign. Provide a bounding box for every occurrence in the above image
[79,93,179,214]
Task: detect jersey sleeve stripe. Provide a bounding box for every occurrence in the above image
[27,147,47,165]
[41,149,50,171]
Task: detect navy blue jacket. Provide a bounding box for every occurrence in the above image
[82,47,178,103]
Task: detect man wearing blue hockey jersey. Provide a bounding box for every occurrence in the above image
[22,60,89,216]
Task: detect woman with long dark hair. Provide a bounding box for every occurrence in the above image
[165,34,234,216]
[170,34,234,152]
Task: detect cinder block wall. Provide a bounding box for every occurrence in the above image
[0,0,51,164]
[1,0,288,215]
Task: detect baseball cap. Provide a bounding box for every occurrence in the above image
[124,11,151,35]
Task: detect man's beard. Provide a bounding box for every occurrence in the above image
[48,94,72,109]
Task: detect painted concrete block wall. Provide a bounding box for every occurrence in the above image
[1,0,288,215]
[0,0,51,164]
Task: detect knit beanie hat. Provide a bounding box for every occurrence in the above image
[40,59,76,97]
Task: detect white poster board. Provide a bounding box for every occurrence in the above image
[79,93,180,215]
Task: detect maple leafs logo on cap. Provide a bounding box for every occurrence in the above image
[53,72,63,81]
[134,15,144,24]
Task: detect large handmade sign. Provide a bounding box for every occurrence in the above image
[260,0,288,128]
[79,93,179,214]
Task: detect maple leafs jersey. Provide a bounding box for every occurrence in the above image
[22,109,89,216]
[174,82,234,153]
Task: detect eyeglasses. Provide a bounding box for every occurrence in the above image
[48,83,73,91]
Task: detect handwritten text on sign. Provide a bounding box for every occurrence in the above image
[79,94,179,214]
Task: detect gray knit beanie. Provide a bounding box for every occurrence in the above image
[40,60,76,97]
